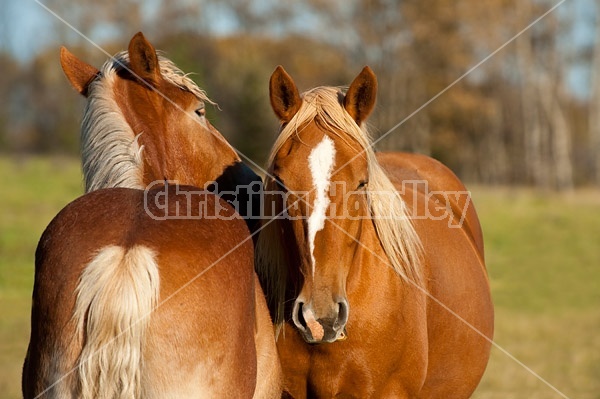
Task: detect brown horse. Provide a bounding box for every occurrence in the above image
[256,66,493,398]
[22,33,281,398]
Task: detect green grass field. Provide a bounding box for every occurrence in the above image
[0,157,598,398]
[0,157,83,398]
[470,188,600,399]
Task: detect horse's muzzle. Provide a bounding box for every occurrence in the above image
[292,299,349,344]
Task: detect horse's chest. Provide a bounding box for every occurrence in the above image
[304,346,378,398]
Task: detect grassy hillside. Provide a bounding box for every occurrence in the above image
[0,157,598,398]
[0,157,83,398]
[470,188,600,398]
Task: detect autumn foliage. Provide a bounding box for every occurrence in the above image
[0,0,596,190]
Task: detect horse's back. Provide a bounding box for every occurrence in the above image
[377,152,493,398]
[24,187,258,398]
[377,151,484,256]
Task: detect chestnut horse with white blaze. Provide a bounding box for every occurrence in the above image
[256,66,493,398]
[22,33,281,398]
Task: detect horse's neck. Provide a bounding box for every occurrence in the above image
[347,219,396,294]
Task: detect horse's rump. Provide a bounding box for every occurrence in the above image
[24,187,259,398]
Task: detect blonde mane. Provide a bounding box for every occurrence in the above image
[81,51,212,192]
[256,86,424,327]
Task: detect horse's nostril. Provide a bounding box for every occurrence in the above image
[298,303,307,328]
[292,301,307,331]
[337,300,349,328]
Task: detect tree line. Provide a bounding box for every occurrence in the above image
[0,0,598,190]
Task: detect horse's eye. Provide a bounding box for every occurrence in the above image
[195,107,206,118]
[357,179,368,190]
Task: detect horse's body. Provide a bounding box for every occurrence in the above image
[257,66,493,398]
[24,187,276,398]
[23,33,281,398]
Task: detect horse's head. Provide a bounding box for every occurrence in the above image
[263,66,378,343]
[60,32,239,192]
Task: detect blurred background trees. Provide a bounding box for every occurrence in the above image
[0,0,598,190]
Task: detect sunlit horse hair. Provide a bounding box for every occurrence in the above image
[256,86,424,327]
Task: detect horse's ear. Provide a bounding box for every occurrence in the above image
[269,66,301,123]
[344,66,377,125]
[60,47,99,97]
[128,32,160,85]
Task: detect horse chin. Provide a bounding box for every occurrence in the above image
[300,327,347,345]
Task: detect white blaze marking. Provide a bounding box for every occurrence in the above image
[308,135,336,277]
